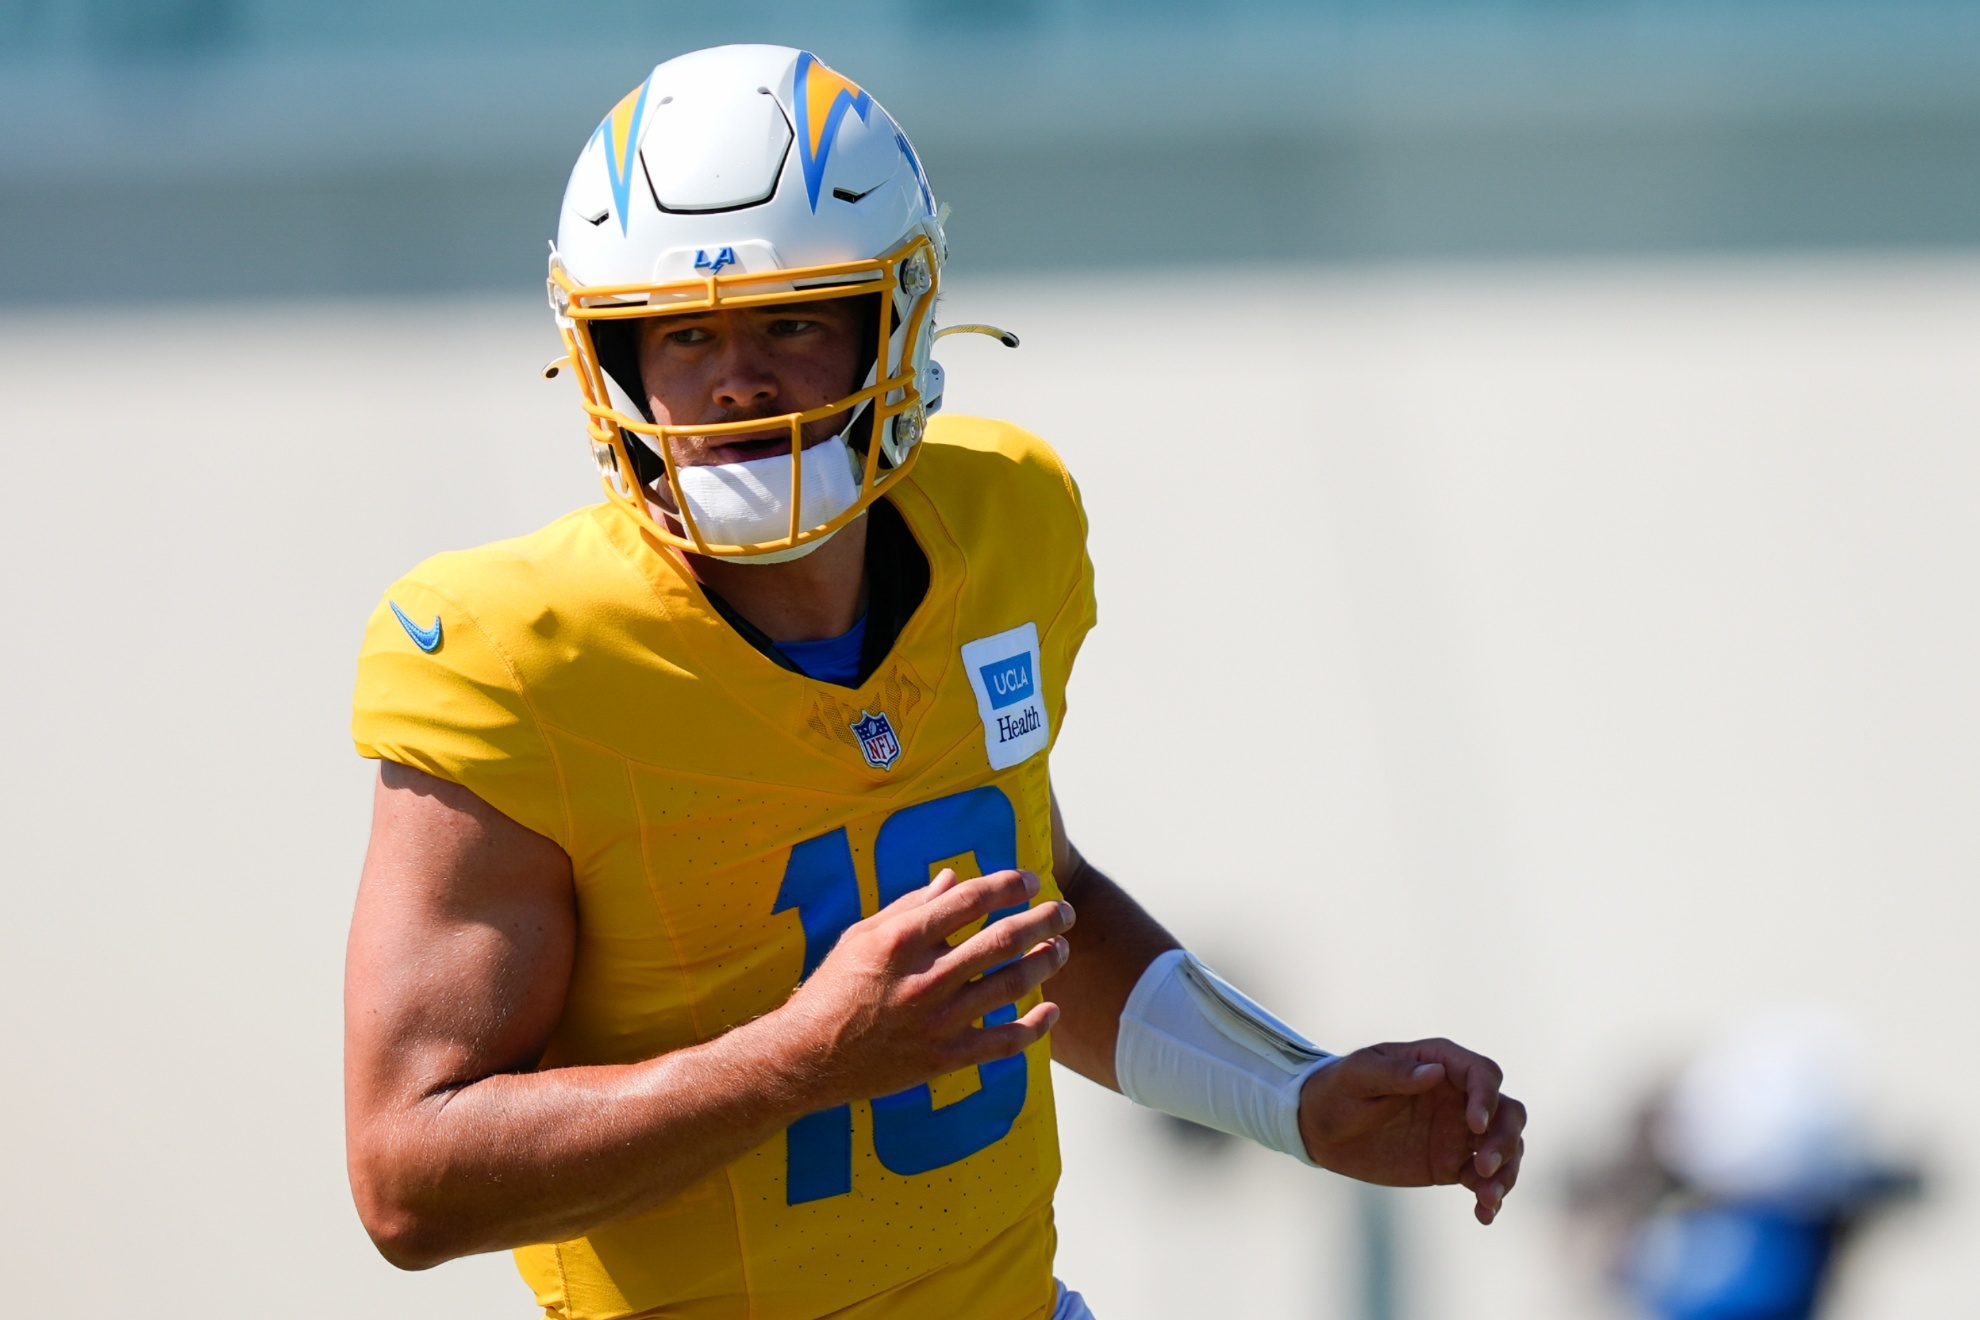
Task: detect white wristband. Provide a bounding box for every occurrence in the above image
[1114,950,1336,1164]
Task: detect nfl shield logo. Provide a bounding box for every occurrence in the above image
[850,709,902,771]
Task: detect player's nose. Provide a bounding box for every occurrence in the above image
[708,335,779,411]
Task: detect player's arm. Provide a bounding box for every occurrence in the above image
[1043,790,1182,1087]
[1046,789,1527,1224]
[344,762,1072,1269]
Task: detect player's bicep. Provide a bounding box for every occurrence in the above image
[344,760,576,1114]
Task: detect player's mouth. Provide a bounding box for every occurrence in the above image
[694,418,847,467]
[703,433,790,464]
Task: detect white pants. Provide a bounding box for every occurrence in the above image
[1051,1282,1095,1320]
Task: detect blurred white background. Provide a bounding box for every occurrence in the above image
[1,254,1973,1316]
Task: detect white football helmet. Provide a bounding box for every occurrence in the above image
[548,44,973,558]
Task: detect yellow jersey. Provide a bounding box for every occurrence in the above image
[350,417,1097,1320]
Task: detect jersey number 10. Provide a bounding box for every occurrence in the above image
[773,785,1032,1204]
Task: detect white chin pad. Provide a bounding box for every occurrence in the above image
[674,435,862,562]
[1114,950,1335,1164]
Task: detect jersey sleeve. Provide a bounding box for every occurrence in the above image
[1043,463,1098,709]
[350,572,571,850]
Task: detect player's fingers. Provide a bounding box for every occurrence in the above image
[1464,1062,1503,1138]
[874,866,961,916]
[947,936,1069,1023]
[1341,1047,1446,1098]
[909,870,1039,943]
[1406,1037,1503,1135]
[1497,1137,1525,1195]
[1459,1132,1521,1222]
[935,898,1073,983]
[1471,1096,1527,1180]
[955,1000,1059,1067]
[1475,1134,1525,1194]
[1457,1164,1499,1212]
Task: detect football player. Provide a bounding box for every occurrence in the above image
[344,44,1525,1320]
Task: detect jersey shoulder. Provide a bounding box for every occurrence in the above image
[384,504,624,641]
[350,505,630,847]
[916,413,1082,505]
[913,414,1089,569]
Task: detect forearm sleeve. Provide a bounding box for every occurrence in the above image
[1113,950,1336,1164]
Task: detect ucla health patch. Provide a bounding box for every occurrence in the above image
[961,622,1049,770]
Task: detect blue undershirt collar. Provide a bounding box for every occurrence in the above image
[776,612,868,687]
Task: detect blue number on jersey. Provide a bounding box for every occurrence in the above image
[772,828,863,1202]
[772,785,1031,1203]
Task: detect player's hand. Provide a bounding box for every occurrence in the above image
[777,868,1073,1107]
[1296,1039,1526,1225]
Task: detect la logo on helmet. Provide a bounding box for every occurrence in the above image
[694,247,738,274]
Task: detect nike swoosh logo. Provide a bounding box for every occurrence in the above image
[832,184,878,204]
[389,600,442,652]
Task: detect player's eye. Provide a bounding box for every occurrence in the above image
[768,318,817,336]
[665,325,713,345]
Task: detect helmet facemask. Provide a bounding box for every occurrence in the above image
[550,232,942,560]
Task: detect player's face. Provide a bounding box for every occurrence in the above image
[634,300,866,468]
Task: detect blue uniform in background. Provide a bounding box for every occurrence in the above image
[1628,1203,1836,1320]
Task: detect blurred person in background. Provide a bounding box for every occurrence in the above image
[339,44,1527,1320]
[1569,1011,1921,1320]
